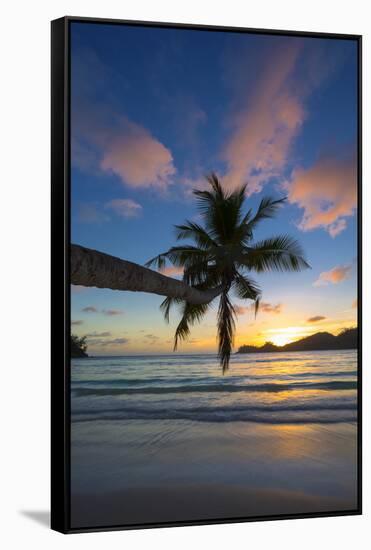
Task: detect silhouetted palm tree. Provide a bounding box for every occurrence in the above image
[146,174,310,373]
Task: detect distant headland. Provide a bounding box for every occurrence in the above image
[71,335,88,358]
[237,328,357,354]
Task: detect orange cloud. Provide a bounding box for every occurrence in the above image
[313,264,352,287]
[89,337,129,347]
[219,39,353,206]
[287,153,357,236]
[259,302,283,314]
[307,315,326,323]
[72,94,175,190]
[82,306,98,313]
[102,309,124,316]
[105,198,142,218]
[77,203,108,223]
[81,306,124,315]
[86,331,112,337]
[100,118,176,188]
[222,41,305,194]
[159,266,184,278]
[236,302,282,315]
[234,305,249,315]
[352,298,358,309]
[71,50,176,191]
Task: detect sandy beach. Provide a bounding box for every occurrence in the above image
[71,416,357,528]
[71,484,356,528]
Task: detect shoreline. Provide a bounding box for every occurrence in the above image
[71,348,357,359]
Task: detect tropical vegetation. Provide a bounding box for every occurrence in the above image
[146,174,310,372]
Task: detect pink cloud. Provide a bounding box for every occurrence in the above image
[100,118,176,189]
[287,153,357,236]
[259,302,283,314]
[234,305,249,315]
[72,98,175,191]
[307,315,326,323]
[313,264,352,287]
[219,39,353,206]
[159,266,184,278]
[77,203,108,223]
[71,50,176,192]
[82,306,98,313]
[102,309,124,316]
[180,174,213,200]
[105,198,142,218]
[235,302,282,315]
[222,42,305,194]
[328,219,348,238]
[81,306,124,316]
[89,337,129,347]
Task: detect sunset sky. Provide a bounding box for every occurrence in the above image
[70,22,358,355]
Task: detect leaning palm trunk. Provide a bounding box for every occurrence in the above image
[71,174,309,372]
[71,244,223,305]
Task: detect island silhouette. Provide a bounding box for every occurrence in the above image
[237,327,357,354]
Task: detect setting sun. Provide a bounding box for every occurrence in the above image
[266,326,313,347]
[270,334,294,346]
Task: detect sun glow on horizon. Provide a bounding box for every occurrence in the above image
[269,334,294,347]
[265,326,314,347]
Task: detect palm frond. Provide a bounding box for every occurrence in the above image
[230,183,248,211]
[175,221,217,249]
[145,253,167,270]
[243,235,311,272]
[239,209,253,226]
[183,263,221,287]
[160,296,184,323]
[174,302,209,350]
[217,292,236,374]
[194,175,248,244]
[254,297,260,318]
[232,273,261,302]
[165,246,212,268]
[244,196,287,235]
[192,173,224,218]
[232,272,261,319]
[147,246,211,269]
[205,172,225,198]
[193,185,226,242]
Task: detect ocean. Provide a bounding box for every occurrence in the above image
[70,350,358,528]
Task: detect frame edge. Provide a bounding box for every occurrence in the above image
[51,16,362,534]
[51,16,70,534]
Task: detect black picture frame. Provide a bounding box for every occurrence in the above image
[51,16,362,534]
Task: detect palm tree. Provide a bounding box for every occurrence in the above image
[146,174,310,373]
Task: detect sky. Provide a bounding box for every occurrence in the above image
[70,21,358,355]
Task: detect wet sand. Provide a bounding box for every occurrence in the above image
[71,420,358,529]
[71,483,356,528]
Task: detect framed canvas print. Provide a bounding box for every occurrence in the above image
[51,16,362,533]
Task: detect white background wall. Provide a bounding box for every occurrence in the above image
[1,0,369,547]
